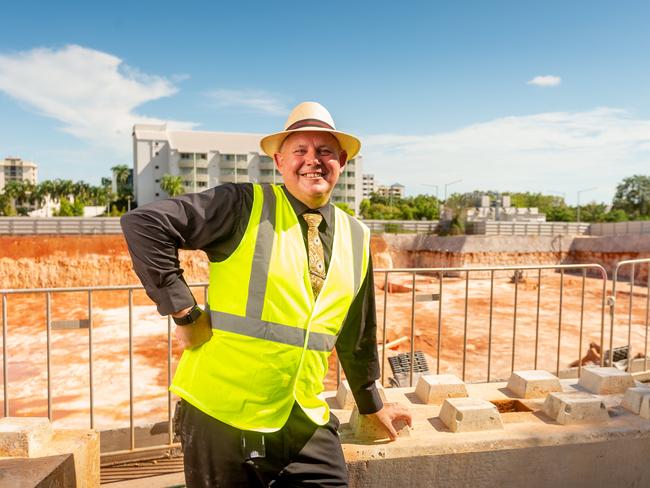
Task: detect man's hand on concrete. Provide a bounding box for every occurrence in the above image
[174,309,213,349]
[365,404,412,441]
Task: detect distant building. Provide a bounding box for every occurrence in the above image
[1,157,37,192]
[376,183,405,200]
[362,174,376,199]
[464,193,545,223]
[132,125,363,213]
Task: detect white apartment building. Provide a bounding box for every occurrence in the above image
[133,125,364,214]
[362,174,376,199]
[1,157,38,192]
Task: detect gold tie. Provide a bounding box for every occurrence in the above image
[302,213,325,298]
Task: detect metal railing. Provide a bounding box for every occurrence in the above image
[362,220,439,233]
[608,258,650,372]
[370,263,609,388]
[0,261,635,456]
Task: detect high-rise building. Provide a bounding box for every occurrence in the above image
[362,174,376,199]
[0,157,38,192]
[132,125,364,214]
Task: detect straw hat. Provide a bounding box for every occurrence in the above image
[260,101,361,160]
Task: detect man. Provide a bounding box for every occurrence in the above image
[121,102,411,487]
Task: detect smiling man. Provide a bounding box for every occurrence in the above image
[121,102,411,487]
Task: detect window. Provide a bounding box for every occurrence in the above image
[197,181,208,187]
[197,153,207,160]
[260,156,272,163]
[236,154,247,162]
[155,179,160,183]
[222,154,235,162]
[220,168,235,175]
[180,153,192,159]
[155,192,160,197]
[236,169,247,175]
[154,165,159,170]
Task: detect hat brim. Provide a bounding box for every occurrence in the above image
[260,127,361,161]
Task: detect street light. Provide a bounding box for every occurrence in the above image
[576,187,597,223]
[444,179,462,201]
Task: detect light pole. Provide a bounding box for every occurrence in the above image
[444,179,462,201]
[576,187,597,223]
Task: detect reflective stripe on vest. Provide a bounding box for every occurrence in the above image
[170,183,370,432]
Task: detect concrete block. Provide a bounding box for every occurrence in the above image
[577,366,635,394]
[506,370,562,399]
[621,386,650,418]
[438,398,503,433]
[348,403,410,441]
[415,374,468,405]
[335,380,386,410]
[0,417,52,457]
[543,392,609,425]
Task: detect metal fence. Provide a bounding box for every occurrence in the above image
[2,260,648,456]
[0,217,122,235]
[608,258,650,372]
[472,221,590,236]
[362,219,439,233]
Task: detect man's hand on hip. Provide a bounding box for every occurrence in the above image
[364,403,412,441]
[174,309,213,349]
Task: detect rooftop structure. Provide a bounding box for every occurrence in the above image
[376,183,405,199]
[132,125,363,214]
[0,157,37,193]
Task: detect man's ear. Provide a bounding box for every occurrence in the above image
[273,153,284,174]
[338,150,348,170]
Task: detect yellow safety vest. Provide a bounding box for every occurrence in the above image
[170,184,370,432]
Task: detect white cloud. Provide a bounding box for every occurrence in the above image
[527,75,562,87]
[362,108,650,204]
[205,88,288,116]
[0,45,196,157]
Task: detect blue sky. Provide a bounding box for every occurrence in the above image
[0,0,648,204]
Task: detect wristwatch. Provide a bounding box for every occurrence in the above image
[172,304,203,326]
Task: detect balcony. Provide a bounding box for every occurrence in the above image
[178,158,208,169]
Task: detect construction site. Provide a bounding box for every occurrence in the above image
[1,228,650,487]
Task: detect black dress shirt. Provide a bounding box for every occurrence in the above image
[120,183,383,414]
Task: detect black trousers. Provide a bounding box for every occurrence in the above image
[179,400,348,487]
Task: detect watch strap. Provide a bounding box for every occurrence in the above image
[173,304,202,325]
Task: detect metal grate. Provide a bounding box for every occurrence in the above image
[388,351,429,387]
[101,455,184,485]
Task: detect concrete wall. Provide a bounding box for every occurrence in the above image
[347,437,650,488]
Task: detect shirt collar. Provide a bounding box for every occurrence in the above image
[281,186,333,229]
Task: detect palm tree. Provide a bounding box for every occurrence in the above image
[160,174,185,197]
[111,164,131,198]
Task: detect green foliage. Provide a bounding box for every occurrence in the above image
[334,202,354,215]
[53,198,84,217]
[612,175,650,219]
[359,193,439,220]
[160,174,185,197]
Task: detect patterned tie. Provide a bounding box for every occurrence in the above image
[302,212,325,298]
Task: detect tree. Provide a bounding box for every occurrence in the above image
[612,175,650,219]
[111,164,132,198]
[160,174,185,197]
[334,202,354,215]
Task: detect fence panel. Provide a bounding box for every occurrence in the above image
[608,258,650,372]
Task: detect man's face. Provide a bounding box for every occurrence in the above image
[274,131,347,208]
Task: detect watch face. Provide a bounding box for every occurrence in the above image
[174,305,201,325]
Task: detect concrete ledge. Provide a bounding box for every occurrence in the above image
[439,398,503,433]
[507,370,562,399]
[577,366,635,394]
[335,380,386,410]
[543,391,609,425]
[0,417,52,457]
[621,387,650,419]
[415,374,468,405]
[0,453,76,487]
[348,404,411,441]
